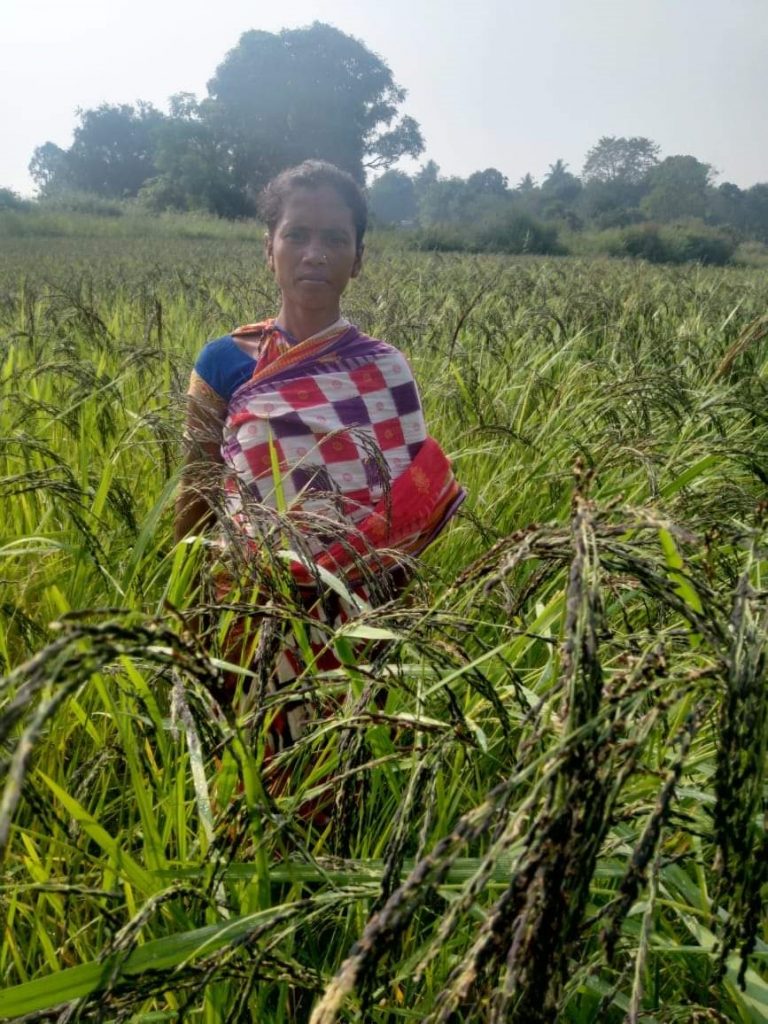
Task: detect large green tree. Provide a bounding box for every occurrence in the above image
[743,183,768,242]
[140,93,248,217]
[30,103,164,198]
[368,170,417,225]
[28,23,423,213]
[642,155,714,221]
[582,136,659,185]
[205,23,424,192]
[540,159,582,215]
[467,168,508,196]
[418,178,473,225]
[28,142,72,196]
[580,137,659,227]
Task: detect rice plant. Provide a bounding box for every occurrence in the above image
[1,235,767,1022]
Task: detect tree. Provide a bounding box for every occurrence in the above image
[28,24,423,214]
[205,23,424,193]
[581,179,648,228]
[368,170,417,224]
[541,160,582,203]
[467,168,508,197]
[413,160,439,197]
[708,182,745,231]
[418,178,472,225]
[29,142,72,195]
[582,136,659,185]
[62,103,164,197]
[0,188,28,210]
[143,94,249,217]
[516,173,537,193]
[743,183,768,243]
[642,155,714,221]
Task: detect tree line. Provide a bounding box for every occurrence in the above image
[6,22,766,262]
[24,23,424,218]
[370,141,768,260]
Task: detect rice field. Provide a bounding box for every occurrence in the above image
[1,234,767,1022]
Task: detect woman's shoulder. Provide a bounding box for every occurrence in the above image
[194,334,258,401]
[353,331,406,361]
[355,334,416,380]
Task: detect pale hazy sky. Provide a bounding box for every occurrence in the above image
[2,0,766,196]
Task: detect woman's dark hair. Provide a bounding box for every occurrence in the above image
[257,161,367,251]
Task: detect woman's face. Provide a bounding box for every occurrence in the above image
[266,185,363,316]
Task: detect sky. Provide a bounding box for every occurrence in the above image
[2,0,766,196]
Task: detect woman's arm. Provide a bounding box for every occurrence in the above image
[174,371,229,543]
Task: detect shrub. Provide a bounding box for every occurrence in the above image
[136,176,189,213]
[616,224,671,263]
[413,223,469,252]
[592,206,646,230]
[473,212,563,254]
[614,222,736,266]
[674,226,736,265]
[414,213,563,256]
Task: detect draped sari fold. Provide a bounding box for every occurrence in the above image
[215,319,464,755]
[221,319,464,579]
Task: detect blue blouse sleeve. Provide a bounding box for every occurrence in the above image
[194,336,257,401]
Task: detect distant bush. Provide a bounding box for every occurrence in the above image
[592,207,646,230]
[613,222,736,266]
[412,224,467,252]
[137,176,189,213]
[674,226,736,265]
[615,225,671,263]
[474,212,563,254]
[414,213,563,256]
[734,240,768,267]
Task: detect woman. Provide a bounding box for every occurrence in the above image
[175,160,463,748]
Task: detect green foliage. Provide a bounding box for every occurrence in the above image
[37,190,127,216]
[582,136,660,184]
[466,167,509,196]
[744,184,768,243]
[367,169,417,225]
[541,159,582,203]
[0,205,263,240]
[414,211,561,255]
[614,224,671,263]
[472,210,562,254]
[27,24,423,216]
[28,141,71,195]
[614,221,737,265]
[642,155,714,222]
[138,94,243,217]
[580,180,648,228]
[1,240,768,1021]
[206,23,423,186]
[418,176,474,224]
[31,103,165,199]
[675,225,738,265]
[0,188,29,211]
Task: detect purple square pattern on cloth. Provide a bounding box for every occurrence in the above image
[389,382,421,417]
[332,396,370,426]
[270,411,310,438]
[291,465,335,494]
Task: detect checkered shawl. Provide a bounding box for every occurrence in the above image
[221,320,464,584]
